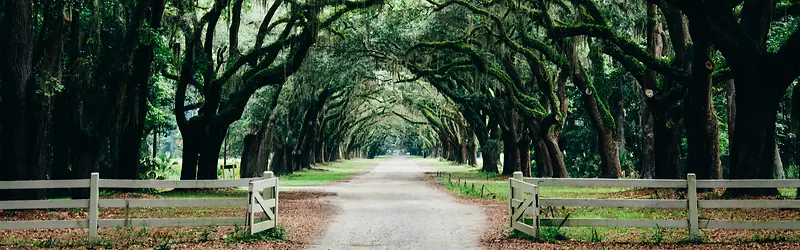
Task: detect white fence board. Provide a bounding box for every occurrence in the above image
[99,178,260,189]
[523,178,686,188]
[0,199,89,210]
[510,172,800,240]
[696,179,800,188]
[540,218,688,228]
[250,220,276,233]
[0,179,90,189]
[99,198,248,208]
[98,217,247,228]
[700,220,800,230]
[0,173,280,244]
[251,178,278,190]
[539,198,687,208]
[0,220,88,229]
[699,200,800,209]
[512,221,538,237]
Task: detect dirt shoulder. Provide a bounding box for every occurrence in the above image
[0,190,335,249]
[425,174,800,250]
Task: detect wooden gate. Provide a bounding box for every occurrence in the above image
[247,172,279,234]
[509,172,539,238]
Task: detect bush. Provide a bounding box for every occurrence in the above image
[139,152,179,180]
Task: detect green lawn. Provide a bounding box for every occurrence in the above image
[279,158,376,186]
[421,158,631,201]
[417,158,800,243]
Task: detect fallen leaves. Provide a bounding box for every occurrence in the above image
[427,176,800,249]
[0,190,334,249]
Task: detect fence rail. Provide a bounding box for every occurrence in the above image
[0,172,278,244]
[509,172,800,240]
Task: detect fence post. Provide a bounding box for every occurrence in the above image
[508,174,513,227]
[687,173,699,240]
[263,171,278,228]
[247,180,255,234]
[512,172,523,201]
[533,183,540,238]
[509,171,523,227]
[88,172,99,244]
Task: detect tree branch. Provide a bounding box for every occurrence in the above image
[549,24,688,82]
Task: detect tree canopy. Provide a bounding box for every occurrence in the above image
[2,0,800,199]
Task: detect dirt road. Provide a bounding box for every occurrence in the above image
[308,156,485,250]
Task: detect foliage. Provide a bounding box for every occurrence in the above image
[537,226,570,243]
[139,153,179,180]
[227,225,287,243]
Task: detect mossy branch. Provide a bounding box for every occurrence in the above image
[549,24,688,83]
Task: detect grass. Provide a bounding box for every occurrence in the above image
[424,157,630,201]
[279,158,375,186]
[417,157,800,244]
[227,225,287,243]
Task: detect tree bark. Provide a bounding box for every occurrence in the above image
[501,127,519,176]
[26,0,68,198]
[240,134,261,178]
[179,129,202,180]
[654,113,682,179]
[684,22,722,180]
[640,93,656,178]
[545,134,569,178]
[480,122,500,173]
[569,39,621,178]
[727,80,736,166]
[532,134,553,177]
[0,0,34,199]
[774,141,785,179]
[518,136,532,177]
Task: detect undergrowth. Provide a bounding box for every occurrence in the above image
[227,225,287,243]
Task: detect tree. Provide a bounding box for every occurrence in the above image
[172,0,383,180]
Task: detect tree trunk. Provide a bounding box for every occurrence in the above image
[0,0,34,200]
[180,130,202,180]
[197,126,227,180]
[640,94,656,178]
[569,39,621,178]
[153,132,158,157]
[727,80,736,169]
[612,83,626,176]
[315,138,324,164]
[518,136,532,177]
[597,131,622,178]
[480,123,500,173]
[240,134,261,178]
[26,0,69,198]
[270,146,290,176]
[650,2,687,180]
[466,139,477,166]
[684,25,722,180]
[545,134,569,178]
[532,134,553,177]
[654,113,681,179]
[726,78,781,196]
[501,128,519,176]
[475,121,500,173]
[71,135,100,199]
[774,141,785,179]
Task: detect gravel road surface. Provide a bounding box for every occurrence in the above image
[308,156,485,250]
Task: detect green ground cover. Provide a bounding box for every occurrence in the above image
[417,157,800,244]
[279,158,375,186]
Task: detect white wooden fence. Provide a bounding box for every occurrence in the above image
[0,171,279,244]
[509,171,800,240]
